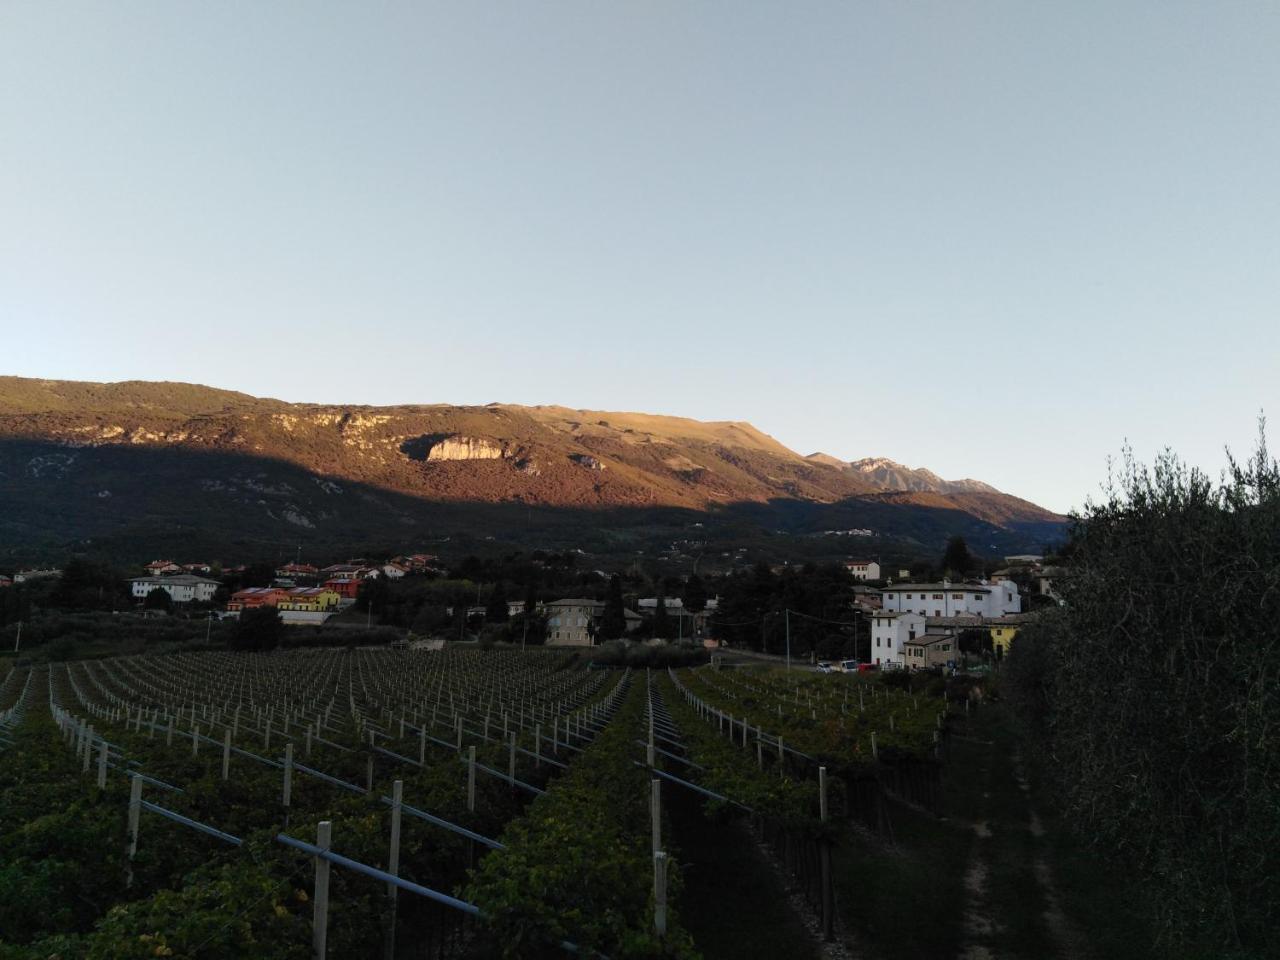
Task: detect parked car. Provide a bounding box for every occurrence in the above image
[837,659,859,673]
[857,663,879,674]
[815,661,834,674]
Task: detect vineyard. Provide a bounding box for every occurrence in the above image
[0,650,958,959]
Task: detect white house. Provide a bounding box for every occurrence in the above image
[544,599,641,645]
[845,560,882,582]
[13,569,60,583]
[869,611,926,668]
[880,579,1021,618]
[130,574,221,604]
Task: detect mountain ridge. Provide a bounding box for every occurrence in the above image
[0,377,1065,559]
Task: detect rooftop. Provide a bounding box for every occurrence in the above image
[132,574,221,586]
[882,583,991,593]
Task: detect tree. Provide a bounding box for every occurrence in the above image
[941,536,975,578]
[143,587,173,613]
[681,574,708,614]
[1004,427,1280,952]
[229,606,283,652]
[356,575,390,615]
[957,627,991,658]
[596,574,627,641]
[652,595,673,640]
[485,582,510,623]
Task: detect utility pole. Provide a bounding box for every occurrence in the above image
[12,620,21,654]
[785,609,791,672]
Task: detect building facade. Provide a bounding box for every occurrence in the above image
[869,611,926,668]
[131,574,221,604]
[845,560,882,582]
[903,633,957,669]
[880,580,1021,618]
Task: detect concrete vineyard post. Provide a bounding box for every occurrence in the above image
[385,780,403,960]
[283,743,294,812]
[96,739,107,788]
[126,775,142,888]
[653,851,669,938]
[467,745,476,812]
[313,820,332,959]
[222,728,232,780]
[819,766,834,940]
[651,779,661,857]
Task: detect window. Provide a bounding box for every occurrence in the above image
[952,593,963,600]
[905,593,913,600]
[972,594,982,601]
[875,637,881,647]
[932,593,943,600]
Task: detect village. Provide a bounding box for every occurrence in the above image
[1,551,1058,671]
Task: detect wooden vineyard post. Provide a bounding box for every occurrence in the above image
[305,725,313,759]
[82,725,93,773]
[385,780,403,960]
[871,731,878,761]
[819,766,833,941]
[535,723,542,768]
[508,731,516,787]
[126,774,142,888]
[192,724,200,756]
[166,716,174,746]
[96,739,108,788]
[313,820,332,960]
[418,727,426,766]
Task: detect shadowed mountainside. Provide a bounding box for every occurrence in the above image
[0,377,1066,561]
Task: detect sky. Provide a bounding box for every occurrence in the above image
[2,2,1277,514]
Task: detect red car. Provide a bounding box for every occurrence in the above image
[857,663,879,674]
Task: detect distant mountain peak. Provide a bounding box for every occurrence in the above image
[807,454,1002,496]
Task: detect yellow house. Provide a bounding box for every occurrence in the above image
[988,624,1018,655]
[278,588,341,612]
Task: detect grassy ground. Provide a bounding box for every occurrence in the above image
[666,785,819,960]
[830,703,1181,960]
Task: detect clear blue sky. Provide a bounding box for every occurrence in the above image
[3,2,1277,514]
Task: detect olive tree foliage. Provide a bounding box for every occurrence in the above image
[1005,425,1279,955]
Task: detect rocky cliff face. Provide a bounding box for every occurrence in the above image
[421,436,507,462]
